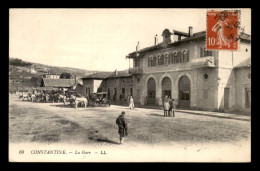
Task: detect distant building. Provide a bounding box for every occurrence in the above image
[40,78,76,91]
[68,78,84,95]
[81,72,112,97]
[81,70,134,101]
[30,67,37,74]
[42,74,60,79]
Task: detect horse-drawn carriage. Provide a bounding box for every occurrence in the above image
[18,91,31,101]
[30,88,66,103]
[89,92,110,107]
[63,91,88,108]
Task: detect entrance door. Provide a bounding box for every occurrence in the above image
[162,77,172,98]
[147,78,156,104]
[122,88,125,100]
[108,88,110,100]
[224,88,230,110]
[114,88,117,100]
[178,76,191,109]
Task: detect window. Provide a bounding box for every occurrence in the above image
[160,54,164,65]
[157,55,160,66]
[173,52,178,63]
[183,50,189,62]
[170,53,174,64]
[204,74,208,79]
[164,53,169,65]
[201,47,212,57]
[122,88,125,98]
[152,56,157,66]
[114,88,117,96]
[108,88,110,99]
[148,57,151,67]
[180,90,190,100]
[148,90,155,98]
[149,56,154,67]
[205,48,212,56]
[200,47,204,57]
[178,51,182,63]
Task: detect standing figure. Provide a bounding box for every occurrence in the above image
[168,97,173,117]
[172,99,176,117]
[212,14,231,48]
[116,111,128,144]
[129,96,135,109]
[163,95,170,117]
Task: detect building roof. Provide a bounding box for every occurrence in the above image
[81,72,112,79]
[234,58,251,69]
[42,78,76,88]
[76,78,83,85]
[106,70,132,78]
[34,87,59,91]
[127,31,251,58]
[172,29,190,37]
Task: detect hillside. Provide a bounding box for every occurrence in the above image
[9,58,99,91]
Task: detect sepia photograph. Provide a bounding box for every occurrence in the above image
[9,8,251,162]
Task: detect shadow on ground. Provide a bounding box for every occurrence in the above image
[87,129,120,145]
[50,104,74,108]
[147,113,164,117]
[177,111,250,122]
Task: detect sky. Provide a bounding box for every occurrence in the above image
[9,8,251,72]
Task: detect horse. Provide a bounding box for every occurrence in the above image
[69,95,88,109]
[31,94,36,102]
[18,92,23,100]
[45,93,50,102]
[20,92,30,101]
[51,93,60,103]
[57,94,67,103]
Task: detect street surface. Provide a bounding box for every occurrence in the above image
[9,94,251,146]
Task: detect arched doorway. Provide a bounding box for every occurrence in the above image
[162,77,172,98]
[147,78,156,104]
[178,76,191,109]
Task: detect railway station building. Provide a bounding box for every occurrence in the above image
[126,27,251,113]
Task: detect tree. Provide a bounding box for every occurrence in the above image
[30,76,40,87]
[60,72,73,79]
[9,58,32,66]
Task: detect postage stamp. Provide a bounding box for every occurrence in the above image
[206,10,240,51]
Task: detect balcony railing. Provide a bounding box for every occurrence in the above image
[191,56,215,68]
[129,67,143,74]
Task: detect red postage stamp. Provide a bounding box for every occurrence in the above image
[206,10,240,51]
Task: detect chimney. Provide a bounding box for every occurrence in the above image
[136,41,140,51]
[75,74,77,84]
[115,69,118,76]
[154,34,158,45]
[189,26,193,37]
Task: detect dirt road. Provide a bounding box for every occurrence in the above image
[9,95,251,146]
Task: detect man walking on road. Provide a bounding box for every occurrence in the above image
[116,111,128,144]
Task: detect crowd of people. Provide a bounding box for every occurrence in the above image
[163,95,176,117]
